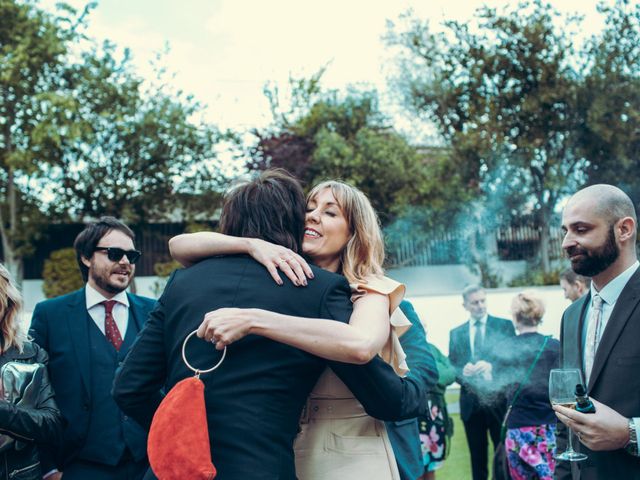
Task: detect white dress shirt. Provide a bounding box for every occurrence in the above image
[582,261,639,361]
[468,314,488,359]
[85,284,129,336]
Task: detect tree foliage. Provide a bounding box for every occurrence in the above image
[248,76,465,226]
[578,1,640,201]
[1,0,223,283]
[42,247,83,298]
[0,0,80,280]
[387,1,597,272]
[45,43,224,223]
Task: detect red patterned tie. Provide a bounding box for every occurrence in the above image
[102,300,123,351]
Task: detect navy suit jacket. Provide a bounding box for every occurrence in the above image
[449,314,515,421]
[29,288,155,470]
[386,300,437,480]
[556,268,640,480]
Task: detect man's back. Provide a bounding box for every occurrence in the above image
[115,255,353,479]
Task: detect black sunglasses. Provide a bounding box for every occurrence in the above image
[94,247,142,264]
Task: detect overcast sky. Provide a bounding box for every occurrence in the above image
[41,0,617,139]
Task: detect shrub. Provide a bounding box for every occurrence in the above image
[151,259,182,297]
[508,264,562,287]
[42,248,84,298]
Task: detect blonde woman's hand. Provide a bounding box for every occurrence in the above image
[246,238,313,286]
[197,308,256,349]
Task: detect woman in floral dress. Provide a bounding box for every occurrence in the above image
[501,291,560,480]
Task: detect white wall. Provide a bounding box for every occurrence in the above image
[22,270,571,355]
[390,261,528,297]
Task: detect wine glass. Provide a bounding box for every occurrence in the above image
[549,368,588,461]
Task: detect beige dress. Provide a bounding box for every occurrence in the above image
[294,276,411,480]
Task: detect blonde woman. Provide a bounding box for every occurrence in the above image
[170,180,436,480]
[0,264,62,480]
[500,291,560,480]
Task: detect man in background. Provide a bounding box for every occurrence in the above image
[449,285,515,480]
[559,268,590,302]
[31,217,154,480]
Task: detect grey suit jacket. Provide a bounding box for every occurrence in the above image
[556,268,640,480]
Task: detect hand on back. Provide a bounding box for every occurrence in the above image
[248,238,313,286]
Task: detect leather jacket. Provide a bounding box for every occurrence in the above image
[0,342,62,480]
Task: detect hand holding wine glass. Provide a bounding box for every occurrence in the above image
[549,368,588,461]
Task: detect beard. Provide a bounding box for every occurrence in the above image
[90,266,132,295]
[566,226,619,277]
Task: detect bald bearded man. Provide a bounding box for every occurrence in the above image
[554,184,640,479]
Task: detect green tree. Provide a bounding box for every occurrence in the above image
[1,1,224,283]
[578,1,640,201]
[0,0,84,281]
[388,1,589,273]
[46,43,224,224]
[249,78,438,225]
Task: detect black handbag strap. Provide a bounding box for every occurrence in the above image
[500,335,550,440]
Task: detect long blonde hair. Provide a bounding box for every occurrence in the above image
[307,181,384,284]
[0,264,26,353]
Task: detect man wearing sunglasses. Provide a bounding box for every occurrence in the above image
[30,217,155,480]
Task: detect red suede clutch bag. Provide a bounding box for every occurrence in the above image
[148,377,216,479]
[148,331,227,480]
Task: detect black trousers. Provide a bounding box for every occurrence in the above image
[463,406,503,480]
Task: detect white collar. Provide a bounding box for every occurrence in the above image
[470,314,488,326]
[591,260,639,306]
[85,284,130,310]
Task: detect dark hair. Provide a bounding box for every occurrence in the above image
[219,169,306,253]
[559,268,590,287]
[74,216,136,282]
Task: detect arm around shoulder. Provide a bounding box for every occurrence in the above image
[331,355,429,421]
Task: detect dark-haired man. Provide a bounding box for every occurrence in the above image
[30,217,155,480]
[559,268,591,303]
[114,169,435,480]
[554,184,640,479]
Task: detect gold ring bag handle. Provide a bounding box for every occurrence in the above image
[149,329,227,479]
[182,329,227,378]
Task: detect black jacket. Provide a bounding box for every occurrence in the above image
[114,255,430,480]
[0,342,62,480]
[556,269,640,480]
